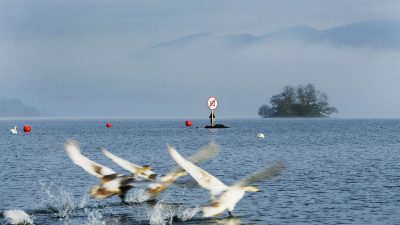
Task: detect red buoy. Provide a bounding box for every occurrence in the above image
[23,125,31,133]
[185,120,192,127]
[106,122,112,128]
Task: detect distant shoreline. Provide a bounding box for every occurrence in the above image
[1,117,400,121]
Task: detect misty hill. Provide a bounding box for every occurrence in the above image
[151,32,212,49]
[0,97,41,117]
[151,20,400,50]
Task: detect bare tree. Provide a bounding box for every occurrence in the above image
[258,104,274,117]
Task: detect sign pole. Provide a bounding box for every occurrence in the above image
[211,110,214,128]
[207,96,218,128]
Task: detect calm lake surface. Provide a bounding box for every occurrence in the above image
[1,119,400,225]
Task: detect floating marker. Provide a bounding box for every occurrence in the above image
[185,120,192,127]
[106,122,112,128]
[258,133,265,139]
[23,125,31,133]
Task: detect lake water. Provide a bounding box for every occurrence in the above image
[0,119,400,225]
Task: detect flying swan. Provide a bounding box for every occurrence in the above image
[168,145,285,217]
[64,140,153,203]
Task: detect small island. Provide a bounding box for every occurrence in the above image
[258,84,337,118]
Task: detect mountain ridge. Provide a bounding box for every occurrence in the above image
[151,20,400,50]
[0,97,41,117]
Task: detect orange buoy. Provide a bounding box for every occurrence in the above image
[185,120,192,127]
[23,125,31,133]
[106,122,112,128]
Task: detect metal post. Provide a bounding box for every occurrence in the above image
[211,110,214,127]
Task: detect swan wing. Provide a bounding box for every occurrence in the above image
[236,161,285,187]
[168,145,227,193]
[101,148,142,173]
[65,140,116,178]
[187,141,220,164]
[161,141,220,183]
[101,147,156,180]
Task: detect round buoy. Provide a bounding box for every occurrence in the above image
[23,125,32,133]
[258,133,265,139]
[185,120,192,127]
[106,122,112,128]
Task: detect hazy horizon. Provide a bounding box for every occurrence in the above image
[1,0,399,119]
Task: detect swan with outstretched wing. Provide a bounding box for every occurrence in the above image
[65,140,147,203]
[168,145,285,217]
[146,141,220,198]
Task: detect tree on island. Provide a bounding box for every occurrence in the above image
[258,84,337,117]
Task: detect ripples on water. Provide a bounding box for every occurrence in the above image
[1,119,400,224]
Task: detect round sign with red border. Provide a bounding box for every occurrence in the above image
[207,96,218,110]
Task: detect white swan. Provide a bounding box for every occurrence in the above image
[65,140,149,202]
[10,126,17,135]
[168,145,284,217]
[146,141,220,198]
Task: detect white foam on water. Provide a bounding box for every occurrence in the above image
[216,218,242,225]
[84,208,106,225]
[171,187,200,221]
[148,201,200,225]
[39,181,76,219]
[175,206,200,221]
[148,202,167,225]
[78,194,90,209]
[4,209,33,225]
[126,189,151,203]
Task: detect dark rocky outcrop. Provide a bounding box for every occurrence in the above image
[204,124,230,128]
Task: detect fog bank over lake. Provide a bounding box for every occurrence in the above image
[0,1,399,118]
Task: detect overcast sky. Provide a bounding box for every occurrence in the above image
[0,0,399,118]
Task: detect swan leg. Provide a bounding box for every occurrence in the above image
[119,192,128,204]
[119,185,133,204]
[228,211,233,217]
[120,196,128,204]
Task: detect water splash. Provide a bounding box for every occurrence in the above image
[4,209,33,225]
[84,208,106,225]
[148,201,200,225]
[148,202,167,225]
[126,189,151,203]
[78,194,90,209]
[39,181,76,219]
[175,206,200,221]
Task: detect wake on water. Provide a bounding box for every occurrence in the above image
[2,181,202,225]
[39,181,119,224]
